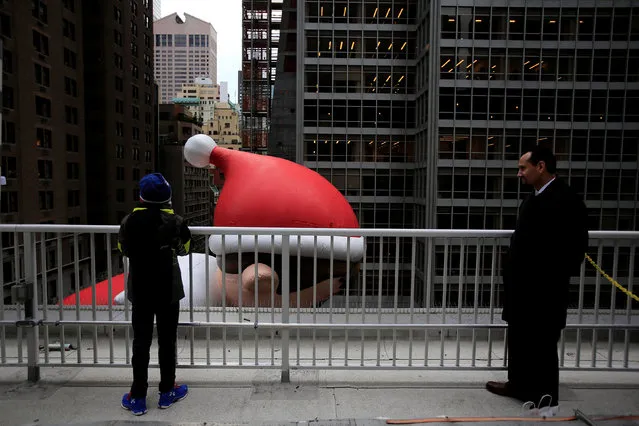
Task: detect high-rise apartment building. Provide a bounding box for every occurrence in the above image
[0,0,93,303]
[83,0,157,227]
[0,0,156,301]
[154,13,218,104]
[83,0,157,281]
[1,0,87,225]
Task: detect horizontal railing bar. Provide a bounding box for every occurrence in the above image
[3,320,637,330]
[0,363,636,372]
[0,363,281,369]
[0,225,637,239]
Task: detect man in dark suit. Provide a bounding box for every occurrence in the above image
[486,146,589,415]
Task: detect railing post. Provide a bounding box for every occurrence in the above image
[280,234,290,383]
[24,232,40,382]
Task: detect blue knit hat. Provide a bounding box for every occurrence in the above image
[139,173,172,204]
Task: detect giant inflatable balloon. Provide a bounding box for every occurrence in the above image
[183,134,365,307]
[62,135,364,308]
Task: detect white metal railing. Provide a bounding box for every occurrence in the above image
[0,225,638,382]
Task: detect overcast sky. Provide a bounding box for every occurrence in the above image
[160,0,242,103]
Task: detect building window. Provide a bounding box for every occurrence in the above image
[2,49,12,73]
[39,191,54,210]
[116,144,125,159]
[63,19,75,41]
[114,53,123,69]
[32,30,49,55]
[68,216,81,224]
[2,121,15,144]
[114,6,122,24]
[36,128,52,149]
[133,188,140,201]
[65,106,78,125]
[132,127,140,140]
[145,131,152,144]
[63,0,75,12]
[132,106,140,119]
[114,29,123,46]
[133,168,140,181]
[37,160,53,179]
[133,148,140,160]
[116,189,125,203]
[115,99,124,114]
[0,13,11,38]
[115,77,124,92]
[64,77,78,96]
[35,96,52,118]
[66,134,79,151]
[144,151,151,162]
[1,156,17,179]
[131,21,137,36]
[1,192,18,213]
[2,86,14,109]
[67,190,80,207]
[67,162,80,180]
[116,166,125,180]
[63,48,76,69]
[132,85,139,99]
[116,122,124,136]
[174,34,186,47]
[34,64,50,86]
[32,0,48,24]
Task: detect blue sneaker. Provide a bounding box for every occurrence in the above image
[121,392,147,415]
[158,384,188,409]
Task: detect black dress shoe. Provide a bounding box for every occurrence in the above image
[486,381,516,397]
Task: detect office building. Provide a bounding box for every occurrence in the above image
[175,77,220,124]
[154,13,218,104]
[264,1,639,305]
[209,101,241,149]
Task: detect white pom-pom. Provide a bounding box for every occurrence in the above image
[184,134,218,168]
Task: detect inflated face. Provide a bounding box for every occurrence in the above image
[215,251,361,308]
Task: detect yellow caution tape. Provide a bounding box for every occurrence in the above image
[584,253,639,302]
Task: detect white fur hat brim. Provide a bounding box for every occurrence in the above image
[209,234,365,262]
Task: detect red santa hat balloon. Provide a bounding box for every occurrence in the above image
[184,134,365,262]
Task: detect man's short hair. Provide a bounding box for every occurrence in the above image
[527,145,557,174]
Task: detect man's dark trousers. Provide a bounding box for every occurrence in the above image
[130,301,180,398]
[507,323,562,406]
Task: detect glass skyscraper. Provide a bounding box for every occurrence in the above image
[260,0,639,304]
